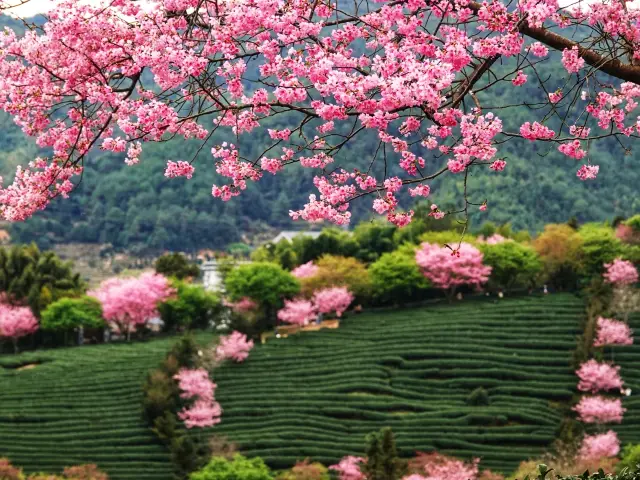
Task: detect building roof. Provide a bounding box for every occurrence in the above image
[271,230,323,244]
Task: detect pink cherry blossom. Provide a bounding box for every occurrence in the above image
[174,368,222,428]
[576,359,624,393]
[88,272,174,339]
[0,304,39,347]
[215,331,254,363]
[573,396,626,423]
[579,431,620,460]
[329,456,365,480]
[312,287,354,318]
[409,452,480,480]
[593,317,634,347]
[604,258,639,285]
[416,243,491,298]
[562,46,585,73]
[291,261,319,279]
[277,298,317,326]
[0,0,639,228]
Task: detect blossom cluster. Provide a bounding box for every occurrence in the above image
[603,258,639,285]
[215,331,254,363]
[0,303,39,341]
[277,287,355,326]
[415,243,491,292]
[173,368,222,428]
[593,317,634,347]
[573,396,626,424]
[1,0,635,225]
[576,360,624,393]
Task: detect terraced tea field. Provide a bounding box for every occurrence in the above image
[0,294,586,479]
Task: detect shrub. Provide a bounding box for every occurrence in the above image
[40,296,104,344]
[617,444,640,473]
[466,387,490,406]
[533,224,583,290]
[189,454,273,480]
[369,251,428,305]
[578,224,625,280]
[275,460,330,480]
[225,262,300,332]
[0,458,24,480]
[158,280,222,331]
[478,241,542,291]
[155,253,200,280]
[62,465,108,480]
[299,255,370,300]
[353,222,396,263]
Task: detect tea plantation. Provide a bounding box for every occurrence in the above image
[0,294,589,479]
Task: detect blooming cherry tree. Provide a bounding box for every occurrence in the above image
[573,396,626,424]
[0,303,38,352]
[224,297,258,314]
[1,0,640,226]
[312,287,354,318]
[604,259,639,285]
[277,299,317,326]
[173,368,222,428]
[407,452,480,480]
[579,431,621,460]
[593,317,634,347]
[416,243,491,300]
[576,360,624,393]
[215,331,254,363]
[88,272,174,340]
[291,262,319,279]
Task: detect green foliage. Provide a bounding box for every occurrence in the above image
[479,241,542,291]
[274,460,329,480]
[40,296,103,340]
[418,230,475,247]
[368,250,428,305]
[250,240,299,270]
[466,387,490,406]
[617,444,640,473]
[228,243,252,259]
[292,229,358,265]
[225,263,299,309]
[189,455,273,480]
[362,428,402,480]
[299,255,371,300]
[533,224,584,290]
[0,243,85,315]
[155,253,200,280]
[158,280,222,331]
[625,215,640,232]
[577,224,624,280]
[352,222,396,263]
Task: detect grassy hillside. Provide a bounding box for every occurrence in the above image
[0,295,585,479]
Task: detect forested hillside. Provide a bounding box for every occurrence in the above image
[1,16,638,253]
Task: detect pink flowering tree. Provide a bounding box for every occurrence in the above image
[2,0,640,227]
[576,360,624,393]
[312,287,354,318]
[88,272,174,341]
[291,262,319,279]
[573,396,626,424]
[416,243,491,301]
[0,304,38,353]
[214,331,254,363]
[329,456,365,480]
[604,259,639,286]
[579,431,621,461]
[408,452,480,480]
[173,368,222,428]
[277,299,317,326]
[594,317,634,347]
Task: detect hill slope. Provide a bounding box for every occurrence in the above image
[0,295,588,478]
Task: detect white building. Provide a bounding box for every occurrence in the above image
[270,230,322,243]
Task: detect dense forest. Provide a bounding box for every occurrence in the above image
[1,15,638,254]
